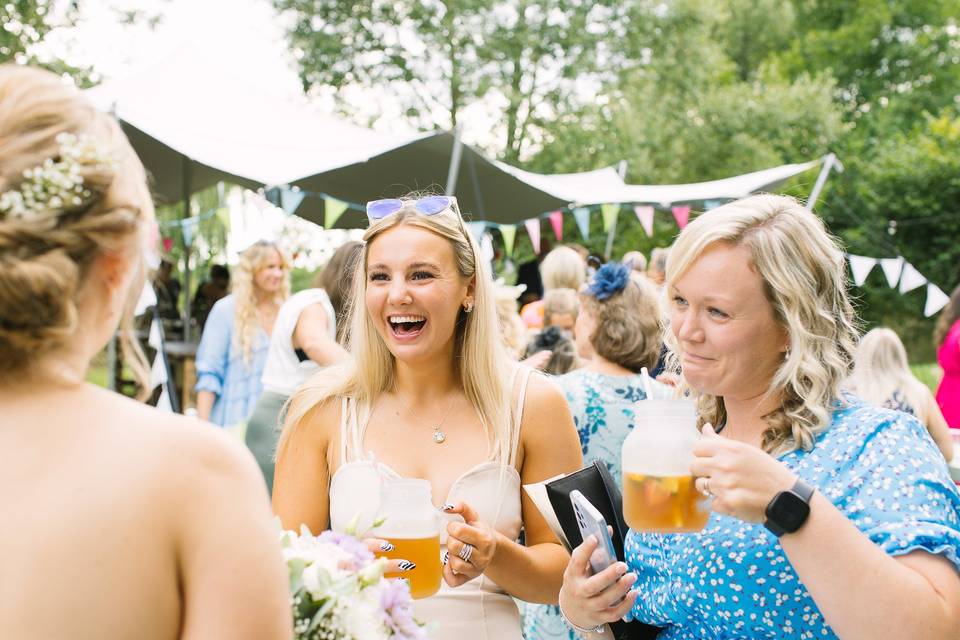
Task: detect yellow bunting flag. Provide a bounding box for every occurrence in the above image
[499,224,517,257]
[324,197,349,229]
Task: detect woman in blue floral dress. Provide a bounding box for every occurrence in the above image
[524,262,667,640]
[557,195,960,639]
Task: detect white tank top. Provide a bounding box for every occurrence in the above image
[328,367,533,640]
[260,289,336,396]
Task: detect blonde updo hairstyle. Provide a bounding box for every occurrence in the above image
[540,246,586,291]
[664,194,858,455]
[280,198,516,466]
[0,65,149,390]
[231,239,291,364]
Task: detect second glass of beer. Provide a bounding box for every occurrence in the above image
[375,478,443,599]
[622,399,711,533]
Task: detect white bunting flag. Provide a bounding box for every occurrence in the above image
[156,388,173,413]
[524,218,541,254]
[879,257,904,288]
[480,232,495,264]
[898,262,926,294]
[634,205,655,237]
[134,283,157,317]
[148,316,162,350]
[847,254,877,287]
[925,284,951,317]
[149,351,168,390]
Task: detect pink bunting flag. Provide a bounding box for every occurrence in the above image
[524,218,542,254]
[671,205,691,229]
[634,205,654,237]
[548,210,564,242]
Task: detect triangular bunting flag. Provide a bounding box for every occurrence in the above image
[925,284,950,317]
[572,207,591,240]
[499,224,517,258]
[324,196,349,229]
[671,205,691,229]
[279,187,306,216]
[601,203,620,233]
[879,257,904,288]
[148,316,162,350]
[149,351,168,390]
[846,254,877,287]
[634,205,654,237]
[898,262,926,294]
[480,232,495,264]
[181,217,199,248]
[465,221,487,243]
[524,219,541,254]
[548,210,564,242]
[134,282,157,317]
[156,388,173,413]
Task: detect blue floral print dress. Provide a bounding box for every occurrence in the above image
[524,369,668,640]
[623,398,960,639]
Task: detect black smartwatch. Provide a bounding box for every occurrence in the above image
[763,478,815,537]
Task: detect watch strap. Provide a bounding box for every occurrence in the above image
[791,477,815,502]
[764,477,815,537]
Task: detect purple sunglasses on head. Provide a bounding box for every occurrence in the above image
[366,195,459,224]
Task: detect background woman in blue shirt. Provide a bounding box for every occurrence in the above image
[195,239,290,428]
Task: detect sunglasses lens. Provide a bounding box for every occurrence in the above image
[367,199,403,220]
[415,196,453,215]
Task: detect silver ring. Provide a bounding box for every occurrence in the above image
[457,543,474,563]
[702,478,714,498]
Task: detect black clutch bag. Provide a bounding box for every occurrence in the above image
[545,460,661,640]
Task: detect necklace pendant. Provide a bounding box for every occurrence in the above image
[432,429,446,444]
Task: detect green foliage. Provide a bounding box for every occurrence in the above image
[0,0,94,85]
[272,0,632,159]
[823,110,960,360]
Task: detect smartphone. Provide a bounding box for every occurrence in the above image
[570,489,618,575]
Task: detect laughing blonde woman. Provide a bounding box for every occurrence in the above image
[273,195,582,639]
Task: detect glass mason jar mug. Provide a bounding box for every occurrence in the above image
[621,399,711,533]
[374,478,443,599]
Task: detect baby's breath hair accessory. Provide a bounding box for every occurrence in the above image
[0,132,114,221]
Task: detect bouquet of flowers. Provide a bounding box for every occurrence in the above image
[280,526,428,640]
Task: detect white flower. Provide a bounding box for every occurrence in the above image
[340,588,390,640]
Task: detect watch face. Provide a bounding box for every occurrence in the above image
[768,491,810,532]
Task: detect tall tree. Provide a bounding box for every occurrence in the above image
[272,0,632,160]
[0,0,92,83]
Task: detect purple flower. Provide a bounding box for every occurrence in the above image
[317,530,374,569]
[379,579,427,639]
[586,261,631,301]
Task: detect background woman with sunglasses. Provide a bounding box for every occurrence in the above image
[273,195,583,639]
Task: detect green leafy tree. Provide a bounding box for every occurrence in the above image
[273,0,634,161]
[779,0,960,127]
[0,0,93,83]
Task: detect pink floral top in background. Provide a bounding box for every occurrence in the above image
[937,319,960,428]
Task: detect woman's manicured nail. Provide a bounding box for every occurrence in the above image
[440,503,455,512]
[379,542,395,552]
[398,561,416,572]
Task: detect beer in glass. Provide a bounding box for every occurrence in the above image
[375,479,443,599]
[621,399,711,533]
